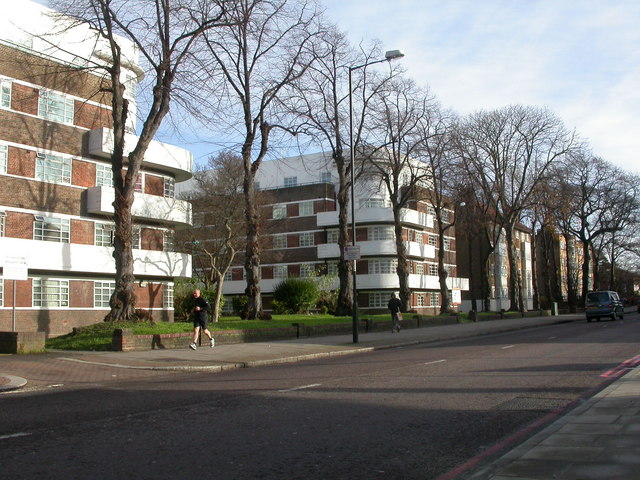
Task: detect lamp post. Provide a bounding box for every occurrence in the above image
[348,49,405,343]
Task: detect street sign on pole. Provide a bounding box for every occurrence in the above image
[2,255,28,332]
[3,255,28,281]
[344,245,361,261]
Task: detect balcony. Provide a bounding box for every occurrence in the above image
[316,207,433,228]
[87,128,193,181]
[317,240,434,260]
[86,186,192,227]
[0,237,191,278]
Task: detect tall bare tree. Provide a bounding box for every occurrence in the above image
[454,105,575,312]
[286,27,404,315]
[198,0,322,319]
[178,152,245,321]
[52,0,231,321]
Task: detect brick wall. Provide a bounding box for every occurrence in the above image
[74,100,113,130]
[10,83,38,115]
[5,212,34,239]
[70,219,94,245]
[70,280,94,308]
[141,228,163,251]
[72,159,96,187]
[144,175,164,196]
[7,145,35,177]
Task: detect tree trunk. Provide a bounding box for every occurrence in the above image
[335,165,353,316]
[505,224,524,311]
[243,165,263,319]
[438,227,450,314]
[393,210,410,311]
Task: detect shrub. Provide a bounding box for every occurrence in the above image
[232,295,249,316]
[273,277,319,314]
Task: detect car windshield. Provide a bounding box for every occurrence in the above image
[586,292,609,303]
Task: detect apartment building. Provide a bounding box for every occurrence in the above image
[214,153,468,315]
[0,1,192,336]
[457,220,534,312]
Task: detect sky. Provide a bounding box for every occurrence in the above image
[321,0,640,175]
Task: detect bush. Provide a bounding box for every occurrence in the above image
[273,277,319,314]
[232,295,249,317]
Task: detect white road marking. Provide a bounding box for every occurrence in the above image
[0,432,31,441]
[278,383,321,393]
[424,359,447,365]
[502,345,515,350]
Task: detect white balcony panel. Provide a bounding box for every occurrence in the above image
[317,208,433,228]
[405,242,436,259]
[0,237,191,277]
[87,127,193,181]
[317,243,340,259]
[87,186,192,226]
[356,273,398,290]
[408,274,469,291]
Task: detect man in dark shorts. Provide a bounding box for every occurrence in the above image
[190,289,215,350]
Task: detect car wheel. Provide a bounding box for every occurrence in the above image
[611,313,616,321]
[587,318,592,322]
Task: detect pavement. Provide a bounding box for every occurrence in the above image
[1,312,639,479]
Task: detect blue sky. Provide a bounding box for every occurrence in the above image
[322,0,640,174]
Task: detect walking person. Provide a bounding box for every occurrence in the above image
[190,289,215,350]
[388,292,403,333]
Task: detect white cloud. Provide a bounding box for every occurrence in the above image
[322,0,640,174]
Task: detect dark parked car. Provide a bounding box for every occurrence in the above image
[585,291,624,322]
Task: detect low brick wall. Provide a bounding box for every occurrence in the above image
[111,315,462,352]
[0,331,46,354]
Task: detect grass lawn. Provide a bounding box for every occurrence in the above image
[45,312,469,351]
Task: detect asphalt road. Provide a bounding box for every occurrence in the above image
[1,316,639,479]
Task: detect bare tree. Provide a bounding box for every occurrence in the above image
[178,152,245,321]
[52,0,231,321]
[454,105,575,312]
[554,151,638,301]
[286,26,404,315]
[197,0,323,319]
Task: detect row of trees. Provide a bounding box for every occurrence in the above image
[52,0,639,322]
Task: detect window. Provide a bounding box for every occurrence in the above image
[33,279,69,307]
[415,231,424,244]
[300,264,315,277]
[134,174,143,193]
[427,205,436,215]
[369,292,388,308]
[428,264,438,276]
[0,211,5,237]
[299,232,314,247]
[1,80,11,108]
[428,235,437,247]
[320,172,332,183]
[272,234,287,249]
[443,237,451,251]
[360,198,390,208]
[430,292,440,307]
[96,164,113,187]
[299,201,314,216]
[94,281,115,308]
[327,229,338,244]
[441,210,450,222]
[415,263,424,275]
[273,204,286,219]
[326,262,338,276]
[36,153,71,184]
[0,276,3,306]
[368,226,394,241]
[223,270,233,281]
[284,176,297,187]
[95,223,114,247]
[163,283,174,308]
[34,217,70,243]
[369,259,397,274]
[254,181,261,190]
[38,90,74,124]
[274,265,288,279]
[163,231,174,252]
[417,294,425,307]
[0,144,6,174]
[132,226,141,249]
[164,178,175,198]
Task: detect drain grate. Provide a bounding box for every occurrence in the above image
[495,397,568,411]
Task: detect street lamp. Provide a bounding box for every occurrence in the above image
[348,49,405,343]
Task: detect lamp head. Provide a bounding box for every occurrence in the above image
[385,49,405,61]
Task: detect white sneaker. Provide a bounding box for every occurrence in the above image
[189,343,197,350]
[210,338,215,348]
